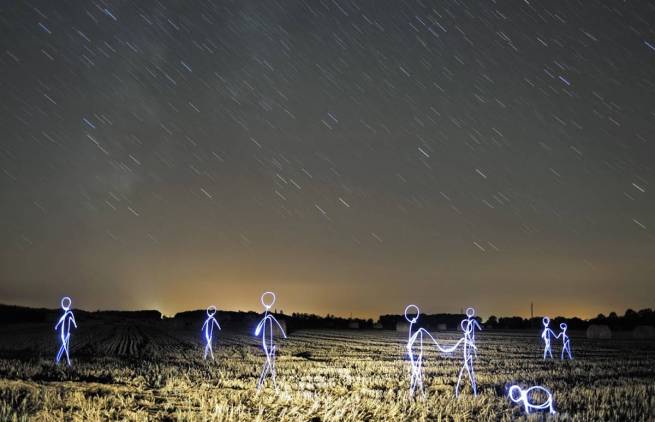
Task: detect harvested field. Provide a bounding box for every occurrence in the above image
[0,318,653,420]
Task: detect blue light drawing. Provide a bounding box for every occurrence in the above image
[541,317,556,359]
[453,309,480,398]
[557,322,573,360]
[54,296,77,366]
[404,305,459,397]
[464,307,482,357]
[508,384,556,415]
[201,305,221,360]
[254,291,286,390]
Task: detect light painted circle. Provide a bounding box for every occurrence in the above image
[525,386,552,408]
[466,307,475,318]
[261,291,276,309]
[61,296,71,311]
[404,304,419,323]
[508,385,522,402]
[207,305,217,316]
[542,316,550,326]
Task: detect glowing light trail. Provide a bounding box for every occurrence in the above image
[508,384,556,414]
[453,309,481,397]
[201,305,221,360]
[404,304,459,397]
[54,296,77,366]
[255,292,286,389]
[541,317,556,359]
[557,322,573,360]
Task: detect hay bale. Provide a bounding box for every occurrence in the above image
[586,324,612,339]
[396,321,410,332]
[436,323,447,331]
[632,325,655,339]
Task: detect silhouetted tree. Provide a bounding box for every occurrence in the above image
[485,315,498,328]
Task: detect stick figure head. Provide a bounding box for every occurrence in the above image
[207,305,216,317]
[261,291,276,310]
[559,322,567,332]
[508,385,522,403]
[542,316,550,327]
[466,307,475,318]
[404,304,419,323]
[61,296,71,311]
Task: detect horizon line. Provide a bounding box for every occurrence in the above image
[0,301,646,322]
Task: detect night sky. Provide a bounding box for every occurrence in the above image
[1,1,654,318]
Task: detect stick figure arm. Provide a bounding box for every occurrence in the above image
[421,329,447,351]
[254,318,266,336]
[213,318,221,330]
[201,319,209,331]
[55,314,65,330]
[408,329,421,345]
[474,320,482,331]
[432,334,464,353]
[270,316,287,338]
[70,313,77,328]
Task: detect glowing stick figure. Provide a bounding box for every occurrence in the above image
[508,385,556,415]
[404,305,458,397]
[54,296,77,366]
[453,312,480,397]
[254,292,286,389]
[541,317,556,359]
[556,322,573,360]
[464,307,482,357]
[201,305,221,360]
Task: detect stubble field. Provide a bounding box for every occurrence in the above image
[0,318,653,421]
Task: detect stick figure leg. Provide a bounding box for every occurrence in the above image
[64,334,71,366]
[456,363,466,397]
[468,363,477,395]
[56,343,65,363]
[418,355,426,396]
[258,352,272,389]
[271,345,278,388]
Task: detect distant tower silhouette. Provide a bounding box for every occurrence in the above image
[531,302,534,319]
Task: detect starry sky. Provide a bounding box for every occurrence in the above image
[1,0,654,319]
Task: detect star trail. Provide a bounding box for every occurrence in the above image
[1,0,654,318]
